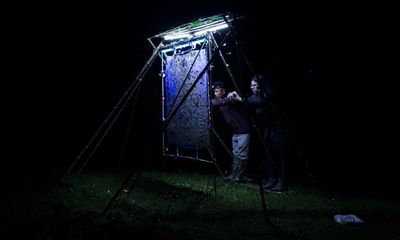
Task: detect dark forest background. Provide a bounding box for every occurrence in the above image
[3,1,397,198]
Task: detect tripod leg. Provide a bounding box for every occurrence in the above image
[256,162,270,223]
[102,169,139,215]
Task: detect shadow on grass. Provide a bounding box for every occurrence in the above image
[3,171,400,240]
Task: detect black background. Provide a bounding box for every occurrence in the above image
[5,1,397,197]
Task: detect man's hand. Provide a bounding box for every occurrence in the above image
[229,91,243,102]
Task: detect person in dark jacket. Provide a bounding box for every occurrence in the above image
[247,74,290,192]
[229,75,289,192]
[212,81,251,183]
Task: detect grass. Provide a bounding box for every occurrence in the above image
[2,170,400,240]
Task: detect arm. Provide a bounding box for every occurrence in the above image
[212,91,245,106]
[247,94,266,107]
[229,91,244,102]
[211,96,234,106]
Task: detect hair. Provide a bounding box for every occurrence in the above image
[251,74,272,97]
[212,81,226,90]
[251,74,265,89]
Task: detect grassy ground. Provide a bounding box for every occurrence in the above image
[2,170,400,240]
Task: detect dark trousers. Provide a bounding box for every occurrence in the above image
[264,127,289,180]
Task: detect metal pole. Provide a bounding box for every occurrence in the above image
[64,42,163,180]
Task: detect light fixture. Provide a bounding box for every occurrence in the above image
[163,33,193,40]
[193,23,229,36]
[149,13,236,43]
[160,38,206,54]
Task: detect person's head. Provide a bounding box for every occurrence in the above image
[250,79,260,95]
[250,74,264,95]
[212,81,226,99]
[250,74,272,96]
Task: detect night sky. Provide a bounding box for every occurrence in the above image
[7,1,396,196]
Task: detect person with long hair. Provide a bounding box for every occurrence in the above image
[230,75,289,192]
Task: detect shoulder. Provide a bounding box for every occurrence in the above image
[247,95,255,100]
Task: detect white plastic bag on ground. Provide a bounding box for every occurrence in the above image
[334,214,364,224]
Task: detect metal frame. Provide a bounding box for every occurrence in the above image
[64,12,270,222]
[152,17,235,172]
[161,36,215,165]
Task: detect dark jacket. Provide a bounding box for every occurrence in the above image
[212,97,250,134]
[247,93,280,130]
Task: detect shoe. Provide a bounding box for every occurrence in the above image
[270,179,288,193]
[228,175,252,184]
[223,175,234,182]
[230,177,241,183]
[262,178,277,191]
[239,175,252,183]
